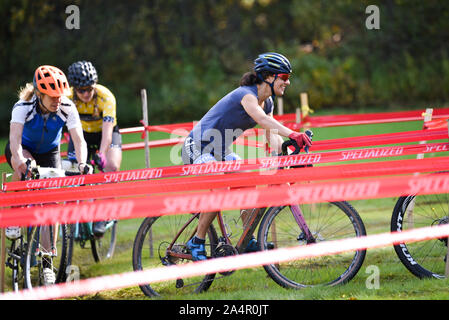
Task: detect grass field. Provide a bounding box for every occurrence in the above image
[1,109,449,301]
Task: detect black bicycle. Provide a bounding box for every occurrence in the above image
[391,190,449,279]
[4,160,71,290]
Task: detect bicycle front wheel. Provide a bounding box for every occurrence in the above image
[132,215,218,297]
[24,224,69,289]
[391,194,448,279]
[258,201,366,288]
[91,220,117,262]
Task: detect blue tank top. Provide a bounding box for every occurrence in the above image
[11,96,80,154]
[189,85,273,158]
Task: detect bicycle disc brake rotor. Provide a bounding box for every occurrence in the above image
[213,243,238,276]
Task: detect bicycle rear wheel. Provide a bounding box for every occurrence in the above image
[132,214,218,297]
[258,201,366,288]
[391,194,448,279]
[24,224,69,288]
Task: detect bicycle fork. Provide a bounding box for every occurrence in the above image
[290,205,316,244]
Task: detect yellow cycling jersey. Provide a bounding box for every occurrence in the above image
[68,84,117,133]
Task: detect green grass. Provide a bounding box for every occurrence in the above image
[2,115,449,300]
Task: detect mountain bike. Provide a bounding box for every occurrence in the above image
[62,150,117,269]
[66,215,117,266]
[4,160,72,290]
[132,133,367,297]
[391,187,449,279]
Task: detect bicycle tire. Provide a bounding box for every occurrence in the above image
[391,194,448,279]
[66,223,97,279]
[132,215,218,297]
[9,234,24,291]
[24,224,69,288]
[91,220,117,262]
[258,201,367,288]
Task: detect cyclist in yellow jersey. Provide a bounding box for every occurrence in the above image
[66,61,122,236]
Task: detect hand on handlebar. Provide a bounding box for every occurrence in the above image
[78,162,94,174]
[20,158,37,180]
[92,152,107,172]
[288,131,312,151]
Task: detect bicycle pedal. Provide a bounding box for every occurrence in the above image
[176,278,184,288]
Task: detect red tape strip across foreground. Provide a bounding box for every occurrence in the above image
[1,222,448,300]
[1,170,449,228]
[2,156,449,208]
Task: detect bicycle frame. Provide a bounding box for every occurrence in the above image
[73,220,116,241]
[165,135,317,261]
[165,203,314,262]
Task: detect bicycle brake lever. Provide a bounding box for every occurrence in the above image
[304,129,314,154]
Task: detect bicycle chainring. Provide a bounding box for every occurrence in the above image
[213,243,238,276]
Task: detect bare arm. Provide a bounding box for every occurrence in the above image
[9,122,28,176]
[265,112,285,154]
[99,121,114,155]
[68,125,88,165]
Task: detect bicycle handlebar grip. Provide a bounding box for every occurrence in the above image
[20,158,33,181]
[281,139,300,155]
[82,163,93,175]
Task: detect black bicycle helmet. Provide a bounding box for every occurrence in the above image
[67,61,98,88]
[254,52,292,75]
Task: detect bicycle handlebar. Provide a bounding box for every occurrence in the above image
[21,158,91,180]
[281,129,313,156]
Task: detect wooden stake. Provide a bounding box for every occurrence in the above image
[141,89,153,257]
[141,89,150,169]
[1,172,7,293]
[408,108,433,229]
[277,97,283,116]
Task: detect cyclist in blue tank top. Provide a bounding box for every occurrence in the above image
[181,52,312,261]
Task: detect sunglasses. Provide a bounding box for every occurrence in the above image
[75,86,94,94]
[276,73,290,81]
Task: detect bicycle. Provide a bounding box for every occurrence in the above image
[391,188,449,279]
[66,215,117,266]
[132,132,367,297]
[5,160,72,290]
[61,150,117,268]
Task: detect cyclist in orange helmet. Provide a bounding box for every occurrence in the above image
[5,65,92,182]
[5,65,92,286]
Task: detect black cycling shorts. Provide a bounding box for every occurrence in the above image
[67,125,122,161]
[4,142,61,169]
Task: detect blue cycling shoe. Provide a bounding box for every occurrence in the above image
[186,237,207,261]
[245,238,259,253]
[245,237,275,253]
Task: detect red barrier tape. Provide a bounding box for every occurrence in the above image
[1,222,449,300]
[3,140,449,192]
[120,108,449,134]
[2,171,449,228]
[3,130,447,191]
[2,156,449,207]
[275,108,449,128]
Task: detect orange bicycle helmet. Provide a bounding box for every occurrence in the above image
[33,65,71,97]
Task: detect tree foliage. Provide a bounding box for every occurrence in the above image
[1,0,449,135]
